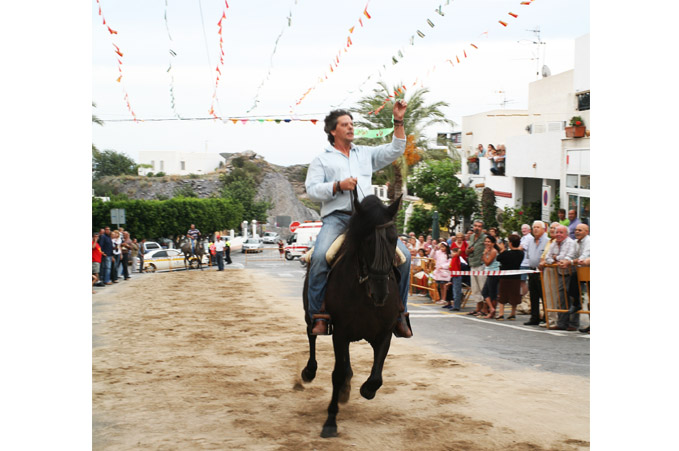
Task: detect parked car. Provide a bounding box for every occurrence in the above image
[142,241,163,254]
[242,238,264,253]
[261,232,280,244]
[143,249,208,272]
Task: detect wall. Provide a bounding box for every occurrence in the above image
[138,151,224,176]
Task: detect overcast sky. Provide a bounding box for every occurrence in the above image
[92,0,589,166]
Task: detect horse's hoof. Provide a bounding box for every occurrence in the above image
[301,367,316,383]
[360,382,379,400]
[320,426,338,438]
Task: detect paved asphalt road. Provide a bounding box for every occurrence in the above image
[229,251,590,379]
[98,249,589,379]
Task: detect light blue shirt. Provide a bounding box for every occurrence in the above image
[305,137,406,218]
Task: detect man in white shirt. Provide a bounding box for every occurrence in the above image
[214,236,226,271]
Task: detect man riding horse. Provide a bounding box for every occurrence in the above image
[186,224,201,256]
[304,100,412,338]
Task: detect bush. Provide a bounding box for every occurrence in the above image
[92,197,244,239]
[146,172,154,177]
[155,172,166,177]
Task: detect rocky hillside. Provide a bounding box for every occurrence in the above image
[94,151,321,229]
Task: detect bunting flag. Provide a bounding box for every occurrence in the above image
[165,0,181,118]
[219,116,321,124]
[209,0,230,119]
[247,0,301,113]
[291,1,373,110]
[354,126,394,139]
[97,0,138,121]
[363,0,533,115]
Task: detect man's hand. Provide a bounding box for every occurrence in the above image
[339,177,358,192]
[393,99,407,120]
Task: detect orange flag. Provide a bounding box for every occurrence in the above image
[107,26,117,34]
[499,20,508,27]
[508,12,518,18]
[115,50,123,58]
[363,6,371,19]
[470,43,478,49]
[116,75,122,82]
[349,26,355,33]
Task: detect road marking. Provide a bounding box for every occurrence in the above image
[408,308,589,336]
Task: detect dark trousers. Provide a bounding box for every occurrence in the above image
[216,251,224,270]
[528,272,543,322]
[139,254,144,273]
[225,246,232,264]
[111,254,120,281]
[121,253,130,279]
[556,271,579,329]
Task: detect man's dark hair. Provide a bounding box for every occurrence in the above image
[324,109,353,145]
[508,234,521,247]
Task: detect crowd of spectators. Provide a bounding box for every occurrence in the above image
[401,211,590,333]
[468,143,506,176]
[92,226,140,293]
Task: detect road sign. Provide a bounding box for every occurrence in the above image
[110,208,126,225]
[289,221,301,233]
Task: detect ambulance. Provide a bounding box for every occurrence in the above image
[284,221,322,260]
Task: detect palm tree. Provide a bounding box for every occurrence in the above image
[352,81,454,199]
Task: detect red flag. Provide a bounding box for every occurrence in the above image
[347,36,353,46]
[115,50,123,58]
[470,43,478,49]
[359,18,363,27]
[499,20,508,27]
[310,119,318,125]
[363,6,371,19]
[464,50,467,58]
[225,0,229,8]
[107,26,117,34]
[508,12,518,18]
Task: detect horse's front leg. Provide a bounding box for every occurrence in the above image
[321,334,349,438]
[301,332,317,382]
[360,332,392,400]
[338,346,353,404]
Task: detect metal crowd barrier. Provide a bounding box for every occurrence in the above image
[540,264,590,329]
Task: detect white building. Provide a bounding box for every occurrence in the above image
[137,151,224,176]
[459,34,590,229]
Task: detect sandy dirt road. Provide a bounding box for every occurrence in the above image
[92,269,589,450]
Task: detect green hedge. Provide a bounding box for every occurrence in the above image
[92,197,244,239]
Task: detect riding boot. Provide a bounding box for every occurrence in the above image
[394,312,413,338]
[311,313,331,335]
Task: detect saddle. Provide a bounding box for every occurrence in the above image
[301,234,407,267]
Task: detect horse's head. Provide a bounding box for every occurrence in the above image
[347,192,402,307]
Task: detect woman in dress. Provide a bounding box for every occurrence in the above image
[496,234,524,320]
[480,235,500,318]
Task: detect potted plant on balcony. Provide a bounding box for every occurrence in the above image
[565,116,586,138]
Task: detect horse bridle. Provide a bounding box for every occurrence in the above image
[357,220,395,288]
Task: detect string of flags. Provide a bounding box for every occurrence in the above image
[332,0,455,110]
[247,0,301,113]
[165,0,181,118]
[365,0,536,115]
[208,0,230,119]
[96,0,138,122]
[291,1,374,110]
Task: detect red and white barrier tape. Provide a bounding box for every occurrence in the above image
[449,269,540,276]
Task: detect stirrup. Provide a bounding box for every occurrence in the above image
[311,313,332,335]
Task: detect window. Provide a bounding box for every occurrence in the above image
[566,174,590,190]
[577,91,590,111]
[151,160,155,170]
[160,160,164,171]
[568,194,590,227]
[180,161,186,170]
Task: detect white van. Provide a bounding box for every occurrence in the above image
[284,221,322,260]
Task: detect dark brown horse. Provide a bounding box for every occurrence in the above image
[302,193,403,438]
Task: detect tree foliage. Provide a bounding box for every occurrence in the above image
[480,187,498,229]
[408,159,478,234]
[92,149,138,180]
[405,204,435,236]
[92,197,244,239]
[221,168,269,222]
